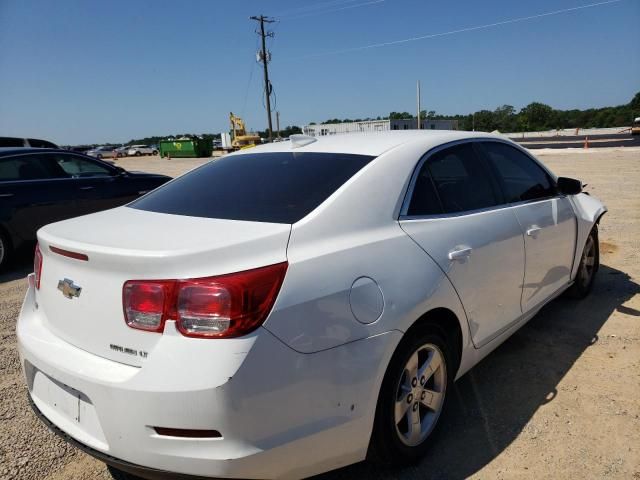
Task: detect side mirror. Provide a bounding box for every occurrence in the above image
[557,177,582,195]
[114,166,127,177]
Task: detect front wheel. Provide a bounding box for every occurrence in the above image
[97,154,102,160]
[368,328,452,466]
[152,150,158,155]
[134,151,141,157]
[567,227,599,298]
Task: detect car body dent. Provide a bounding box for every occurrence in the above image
[568,192,607,279]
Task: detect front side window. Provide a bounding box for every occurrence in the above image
[480,141,555,202]
[131,151,375,223]
[425,143,501,214]
[53,154,112,177]
[27,138,58,148]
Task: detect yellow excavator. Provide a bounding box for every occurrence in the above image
[230,113,260,150]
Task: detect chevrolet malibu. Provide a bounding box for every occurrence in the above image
[17,131,606,479]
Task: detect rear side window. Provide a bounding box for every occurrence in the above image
[425,143,501,214]
[0,154,68,181]
[480,142,555,202]
[407,164,442,216]
[0,137,25,147]
[130,152,375,223]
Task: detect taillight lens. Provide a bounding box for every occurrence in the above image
[123,262,287,338]
[123,281,173,332]
[34,243,43,290]
[177,284,232,336]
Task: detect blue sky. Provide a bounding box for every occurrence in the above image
[0,0,638,145]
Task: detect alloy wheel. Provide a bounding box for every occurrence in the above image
[394,343,447,447]
[580,235,596,288]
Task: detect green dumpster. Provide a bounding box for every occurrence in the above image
[159,139,212,158]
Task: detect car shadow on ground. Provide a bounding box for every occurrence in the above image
[0,248,33,284]
[315,264,639,479]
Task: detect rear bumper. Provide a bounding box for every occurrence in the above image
[17,280,401,479]
[28,394,210,480]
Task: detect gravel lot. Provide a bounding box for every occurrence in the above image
[1,148,639,480]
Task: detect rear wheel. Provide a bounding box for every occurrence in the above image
[152,150,158,156]
[135,151,141,157]
[97,154,103,160]
[0,230,10,271]
[567,227,599,298]
[368,328,452,466]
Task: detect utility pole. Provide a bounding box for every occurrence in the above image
[250,15,275,142]
[276,111,281,138]
[416,80,421,130]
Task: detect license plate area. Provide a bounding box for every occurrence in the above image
[33,370,80,421]
[30,369,108,450]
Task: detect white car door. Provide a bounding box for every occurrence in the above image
[399,141,526,348]
[478,141,577,313]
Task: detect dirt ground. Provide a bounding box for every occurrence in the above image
[1,148,638,480]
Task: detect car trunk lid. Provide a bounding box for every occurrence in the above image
[36,207,291,367]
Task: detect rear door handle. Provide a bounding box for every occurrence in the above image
[0,193,14,198]
[79,186,95,191]
[448,247,472,261]
[526,226,541,237]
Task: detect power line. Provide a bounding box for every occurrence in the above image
[279,0,384,20]
[273,0,363,18]
[286,0,625,60]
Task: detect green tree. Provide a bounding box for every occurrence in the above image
[520,102,553,131]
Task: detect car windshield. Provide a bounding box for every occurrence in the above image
[130,151,375,223]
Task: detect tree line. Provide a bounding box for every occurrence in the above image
[316,91,640,133]
[120,91,638,146]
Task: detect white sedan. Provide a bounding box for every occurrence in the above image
[17,131,605,479]
[127,144,158,156]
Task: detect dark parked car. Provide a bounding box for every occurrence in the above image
[0,148,171,269]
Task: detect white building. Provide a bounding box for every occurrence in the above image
[303,118,458,137]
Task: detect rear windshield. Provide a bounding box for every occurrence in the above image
[130,151,375,223]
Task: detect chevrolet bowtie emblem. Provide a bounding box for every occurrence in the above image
[57,278,82,299]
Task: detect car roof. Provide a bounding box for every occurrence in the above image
[0,147,82,157]
[232,130,509,157]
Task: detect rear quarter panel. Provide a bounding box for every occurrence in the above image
[263,141,472,367]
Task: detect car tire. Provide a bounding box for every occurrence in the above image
[567,226,599,299]
[97,154,102,160]
[368,327,453,466]
[0,229,11,271]
[106,465,145,480]
[152,150,158,156]
[135,151,141,157]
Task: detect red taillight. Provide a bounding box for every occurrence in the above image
[123,281,173,332]
[34,243,43,290]
[123,262,287,339]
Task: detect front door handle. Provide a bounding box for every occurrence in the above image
[0,193,14,198]
[526,226,542,237]
[79,186,95,191]
[448,247,472,261]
